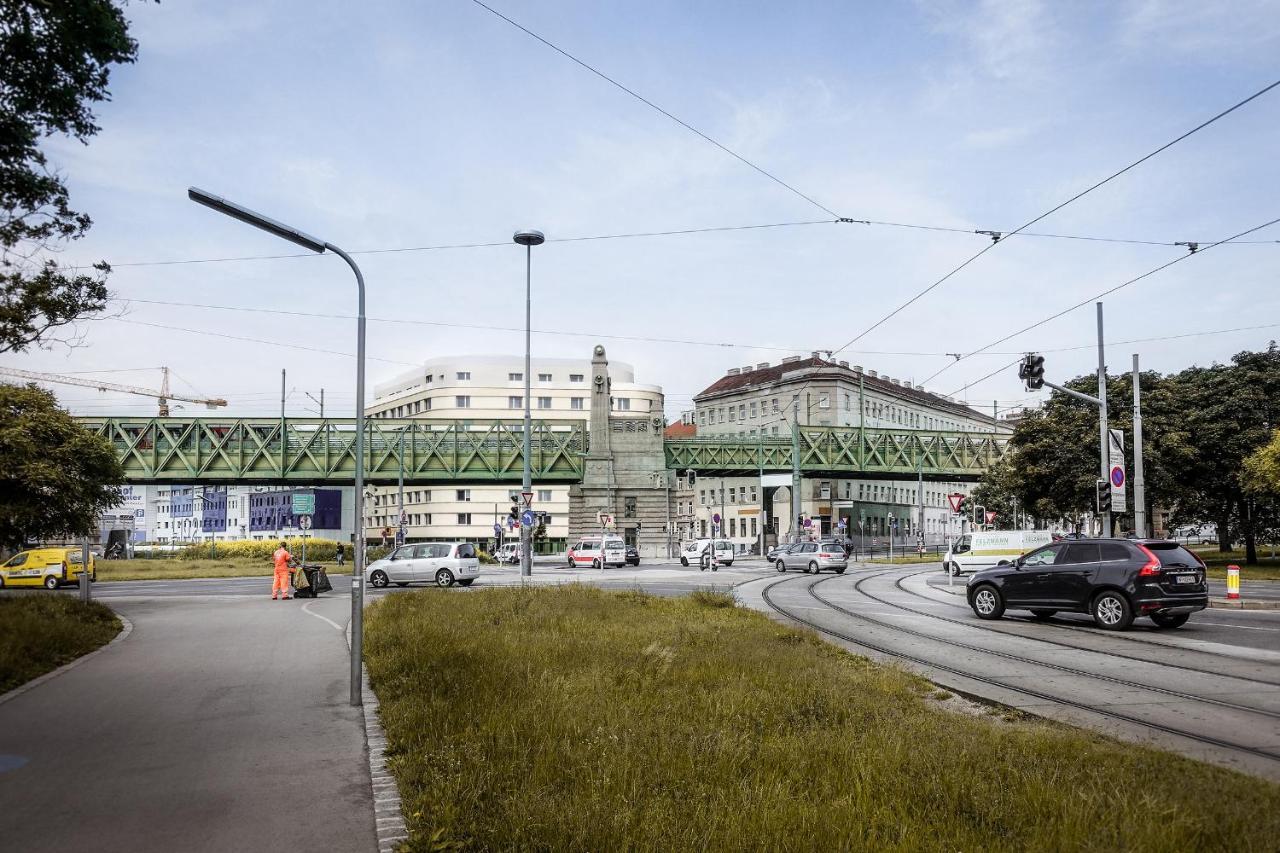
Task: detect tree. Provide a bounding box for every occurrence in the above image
[1244,430,1280,494]
[1,1,144,352]
[0,383,124,548]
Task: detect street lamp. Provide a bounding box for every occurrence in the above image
[188,186,368,708]
[513,229,544,578]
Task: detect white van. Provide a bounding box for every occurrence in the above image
[944,530,1053,576]
[567,535,627,568]
[679,539,735,568]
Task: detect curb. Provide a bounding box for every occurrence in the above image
[0,606,133,708]
[347,618,408,853]
[1209,598,1280,610]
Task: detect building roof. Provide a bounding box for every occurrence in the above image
[693,356,994,423]
[664,421,697,439]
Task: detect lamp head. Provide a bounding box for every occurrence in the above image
[513,229,545,247]
[188,187,327,253]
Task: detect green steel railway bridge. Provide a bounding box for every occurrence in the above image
[80,417,1008,485]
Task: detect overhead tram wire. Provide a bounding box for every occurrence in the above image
[831,76,1280,357]
[932,212,1280,389]
[467,0,839,219]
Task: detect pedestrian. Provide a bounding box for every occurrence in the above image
[272,541,293,600]
[336,546,345,568]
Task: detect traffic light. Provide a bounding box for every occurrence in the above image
[1019,353,1045,390]
[686,469,696,486]
[509,505,518,524]
[1096,479,1111,513]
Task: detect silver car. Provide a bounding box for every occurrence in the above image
[775,541,848,574]
[366,542,480,588]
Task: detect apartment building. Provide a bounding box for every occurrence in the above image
[364,354,664,552]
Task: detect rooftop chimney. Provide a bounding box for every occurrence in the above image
[852,365,863,373]
[868,370,878,378]
[781,356,801,364]
[756,362,770,370]
[727,368,740,376]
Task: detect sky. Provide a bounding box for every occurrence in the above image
[8,0,1280,422]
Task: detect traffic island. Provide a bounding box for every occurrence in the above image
[0,596,121,694]
[364,585,1280,850]
[1209,597,1280,610]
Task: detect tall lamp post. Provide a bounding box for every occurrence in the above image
[187,187,368,707]
[513,229,544,578]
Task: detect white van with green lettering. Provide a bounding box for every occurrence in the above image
[944,530,1053,576]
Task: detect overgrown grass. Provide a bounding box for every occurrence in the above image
[0,596,120,692]
[365,585,1280,851]
[96,557,277,581]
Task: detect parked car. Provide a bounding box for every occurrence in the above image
[944,529,1054,576]
[366,542,480,588]
[966,539,1207,630]
[567,535,627,569]
[0,547,96,589]
[679,539,734,569]
[495,542,521,565]
[625,545,640,566]
[775,541,848,574]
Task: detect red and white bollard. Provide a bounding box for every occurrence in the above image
[1226,564,1241,600]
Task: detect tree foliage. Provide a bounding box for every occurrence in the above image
[0,1,143,352]
[977,344,1280,561]
[0,382,124,548]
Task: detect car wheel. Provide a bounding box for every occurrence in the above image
[807,561,820,575]
[680,557,689,567]
[456,579,474,587]
[435,569,455,588]
[835,567,846,575]
[567,557,575,567]
[369,570,389,589]
[43,575,59,590]
[775,560,786,573]
[1091,591,1133,630]
[592,558,601,569]
[971,584,1004,620]
[395,582,409,588]
[946,563,961,577]
[1150,612,1189,629]
[1030,609,1057,619]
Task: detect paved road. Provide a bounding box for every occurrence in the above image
[0,592,375,853]
[740,565,1280,781]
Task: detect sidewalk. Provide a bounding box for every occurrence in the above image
[0,594,376,853]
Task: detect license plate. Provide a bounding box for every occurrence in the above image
[1175,574,1196,584]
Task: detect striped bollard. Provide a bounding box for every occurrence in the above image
[1226,564,1240,600]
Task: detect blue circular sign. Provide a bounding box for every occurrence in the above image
[1110,466,1125,488]
[521,509,536,527]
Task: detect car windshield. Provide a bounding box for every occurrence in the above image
[1144,542,1203,567]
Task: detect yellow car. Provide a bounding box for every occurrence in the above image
[0,548,96,590]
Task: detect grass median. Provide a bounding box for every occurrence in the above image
[95,557,275,581]
[1191,549,1280,581]
[365,585,1280,851]
[0,596,121,693]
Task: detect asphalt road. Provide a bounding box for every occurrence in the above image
[740,565,1280,781]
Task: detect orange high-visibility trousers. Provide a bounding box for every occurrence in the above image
[272,568,291,598]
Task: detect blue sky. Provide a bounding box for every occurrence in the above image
[11,0,1280,419]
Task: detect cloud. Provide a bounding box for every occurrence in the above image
[916,0,1059,81]
[1119,0,1280,57]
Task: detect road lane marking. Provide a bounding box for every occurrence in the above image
[1194,621,1280,632]
[301,600,344,631]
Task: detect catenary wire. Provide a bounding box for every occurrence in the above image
[931,213,1280,389]
[831,76,1280,356]
[467,0,839,218]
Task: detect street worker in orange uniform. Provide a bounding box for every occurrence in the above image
[272,541,293,600]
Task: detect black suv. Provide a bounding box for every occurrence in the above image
[625,545,640,566]
[966,539,1207,630]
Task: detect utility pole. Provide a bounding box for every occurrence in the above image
[281,368,286,420]
[1097,302,1110,537]
[397,428,405,548]
[1132,353,1147,539]
[80,537,91,603]
[791,396,801,542]
[305,389,325,418]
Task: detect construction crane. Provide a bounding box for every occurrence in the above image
[0,366,228,416]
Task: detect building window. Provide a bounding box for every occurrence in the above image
[738,404,746,420]
[571,397,584,410]
[772,398,779,413]
[424,490,432,502]
[538,373,552,382]
[456,371,470,380]
[750,486,757,503]
[509,396,523,409]
[698,410,705,425]
[700,490,706,505]
[537,397,552,409]
[425,374,433,384]
[570,374,584,383]
[537,489,552,502]
[509,372,523,382]
[614,398,631,411]
[819,394,830,409]
[750,517,757,537]
[457,513,471,525]
[718,408,725,423]
[456,395,470,408]
[624,496,637,517]
[749,401,757,418]
[729,518,737,537]
[728,407,736,422]
[729,487,737,504]
[423,398,432,411]
[456,489,470,502]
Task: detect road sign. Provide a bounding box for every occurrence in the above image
[521,509,536,527]
[522,490,534,507]
[837,519,847,530]
[712,513,721,525]
[802,518,813,528]
[1108,430,1128,513]
[985,511,996,524]
[493,523,502,536]
[395,528,405,546]
[298,514,312,531]
[947,493,965,513]
[291,493,315,515]
[597,511,613,526]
